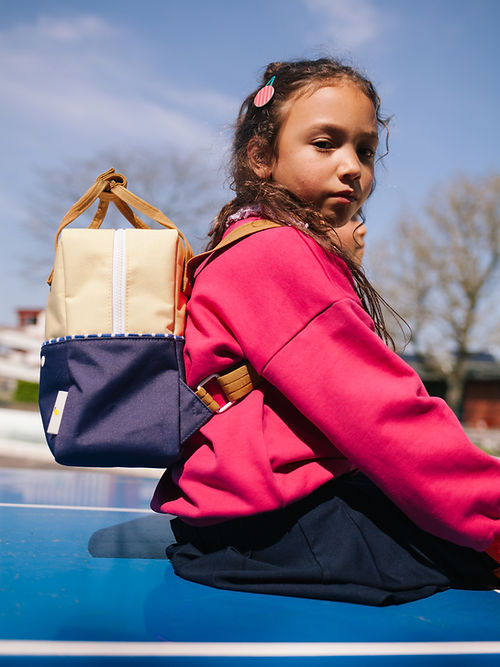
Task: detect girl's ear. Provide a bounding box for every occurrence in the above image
[247,137,273,179]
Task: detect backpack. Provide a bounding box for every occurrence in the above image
[38,168,279,468]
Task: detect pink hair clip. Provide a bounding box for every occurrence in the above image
[254,76,276,108]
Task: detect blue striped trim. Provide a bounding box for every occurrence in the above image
[42,333,184,346]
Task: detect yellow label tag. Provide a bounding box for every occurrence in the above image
[47,391,68,435]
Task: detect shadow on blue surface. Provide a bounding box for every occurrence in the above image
[88,515,172,559]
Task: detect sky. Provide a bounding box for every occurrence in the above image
[1,0,499,326]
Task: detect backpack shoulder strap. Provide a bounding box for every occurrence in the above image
[188,219,282,412]
[185,219,282,288]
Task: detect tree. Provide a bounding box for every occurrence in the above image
[23,146,227,277]
[370,173,500,415]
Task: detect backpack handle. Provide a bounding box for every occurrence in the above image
[88,191,150,231]
[47,168,194,285]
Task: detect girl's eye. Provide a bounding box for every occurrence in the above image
[313,140,334,150]
[359,147,376,161]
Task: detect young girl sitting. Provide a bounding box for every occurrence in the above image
[151,58,500,606]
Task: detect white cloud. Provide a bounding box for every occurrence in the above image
[0,13,240,324]
[32,14,113,42]
[303,0,385,49]
[0,13,238,157]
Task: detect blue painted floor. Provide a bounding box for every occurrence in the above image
[1,467,500,665]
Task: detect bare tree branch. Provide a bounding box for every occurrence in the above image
[371,173,500,414]
[22,146,227,277]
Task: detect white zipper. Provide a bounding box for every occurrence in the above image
[112,229,126,334]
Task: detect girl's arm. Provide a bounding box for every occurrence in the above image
[191,225,500,551]
[261,296,500,552]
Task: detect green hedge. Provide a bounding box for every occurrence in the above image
[14,380,39,404]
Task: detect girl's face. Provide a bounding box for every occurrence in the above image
[267,83,378,227]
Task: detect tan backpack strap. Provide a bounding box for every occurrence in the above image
[217,362,262,401]
[47,168,193,285]
[195,385,221,413]
[195,361,262,413]
[186,219,283,287]
[51,169,117,251]
[47,168,119,284]
[190,221,282,412]
[108,182,194,290]
[91,191,150,230]
[109,183,193,259]
[89,197,110,229]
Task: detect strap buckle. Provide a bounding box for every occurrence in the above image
[196,374,233,414]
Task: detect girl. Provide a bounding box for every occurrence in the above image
[151,58,500,606]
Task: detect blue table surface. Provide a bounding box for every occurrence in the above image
[1,466,500,665]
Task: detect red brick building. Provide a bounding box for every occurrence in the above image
[404,353,500,428]
[16,309,44,328]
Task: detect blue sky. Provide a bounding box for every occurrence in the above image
[1,0,499,325]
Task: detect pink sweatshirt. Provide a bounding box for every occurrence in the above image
[151,222,500,553]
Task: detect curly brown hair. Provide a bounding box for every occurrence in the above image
[208,58,397,345]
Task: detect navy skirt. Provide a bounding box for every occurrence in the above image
[167,473,499,606]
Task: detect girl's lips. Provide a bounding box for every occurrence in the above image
[332,192,356,204]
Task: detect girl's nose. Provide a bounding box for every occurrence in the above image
[337,147,361,181]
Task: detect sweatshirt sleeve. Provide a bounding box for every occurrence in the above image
[261,297,500,551]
